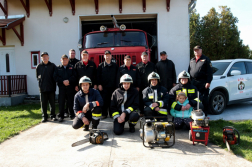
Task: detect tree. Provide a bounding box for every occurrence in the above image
[190,6,251,60]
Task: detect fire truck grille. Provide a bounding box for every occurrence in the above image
[99,54,126,67]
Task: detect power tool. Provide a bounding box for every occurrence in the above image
[189,91,210,146]
[72,130,108,147]
[139,116,175,148]
[223,126,240,151]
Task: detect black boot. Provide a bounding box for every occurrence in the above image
[129,126,135,133]
[92,119,100,129]
[41,118,47,123]
[83,125,89,131]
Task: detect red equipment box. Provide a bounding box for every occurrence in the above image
[189,122,210,146]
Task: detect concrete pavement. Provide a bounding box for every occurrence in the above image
[0,102,252,167]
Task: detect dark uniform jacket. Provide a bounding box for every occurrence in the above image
[36,61,56,93]
[188,55,213,84]
[73,88,103,119]
[69,58,79,67]
[97,61,118,89]
[53,64,76,90]
[142,85,169,109]
[155,59,176,91]
[116,64,141,88]
[136,61,155,89]
[75,60,97,86]
[111,86,139,119]
[169,82,199,111]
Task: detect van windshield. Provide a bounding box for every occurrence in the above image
[212,62,230,75]
[85,31,147,48]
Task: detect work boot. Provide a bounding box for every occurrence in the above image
[129,126,135,133]
[58,117,64,122]
[64,113,69,118]
[83,125,89,131]
[51,117,58,121]
[41,118,47,123]
[70,115,75,120]
[92,125,98,129]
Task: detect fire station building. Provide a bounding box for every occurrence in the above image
[0,0,196,96]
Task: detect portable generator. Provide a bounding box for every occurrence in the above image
[223,126,240,151]
[139,116,175,148]
[189,92,210,146]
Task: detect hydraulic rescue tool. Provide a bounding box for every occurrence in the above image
[223,126,240,151]
[72,130,108,147]
[139,116,175,148]
[189,92,210,146]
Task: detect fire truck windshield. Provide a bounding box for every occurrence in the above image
[85,31,147,48]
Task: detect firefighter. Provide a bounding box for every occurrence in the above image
[142,72,169,120]
[111,74,140,135]
[155,51,176,92]
[53,55,76,122]
[116,55,141,91]
[188,45,213,114]
[63,49,79,118]
[74,50,97,91]
[36,52,57,123]
[136,52,155,116]
[169,70,200,129]
[72,76,103,131]
[97,50,118,119]
[68,49,79,67]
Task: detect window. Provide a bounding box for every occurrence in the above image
[211,62,230,75]
[85,31,147,49]
[31,51,40,69]
[245,62,252,74]
[6,53,10,72]
[228,62,246,75]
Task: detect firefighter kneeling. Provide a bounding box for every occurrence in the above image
[72,76,103,131]
[111,74,140,135]
[142,72,169,120]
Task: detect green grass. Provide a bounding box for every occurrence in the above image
[209,119,252,161]
[0,103,58,144]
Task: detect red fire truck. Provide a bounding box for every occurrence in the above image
[79,15,151,67]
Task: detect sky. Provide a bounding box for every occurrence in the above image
[195,0,252,49]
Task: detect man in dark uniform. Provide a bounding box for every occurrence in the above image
[72,76,103,131]
[111,74,140,135]
[36,52,57,123]
[116,55,141,91]
[155,51,176,92]
[142,72,169,120]
[75,50,97,91]
[53,55,76,122]
[136,52,155,116]
[97,50,118,119]
[188,45,213,114]
[68,49,79,67]
[63,49,79,118]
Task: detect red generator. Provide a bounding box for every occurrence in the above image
[189,122,210,146]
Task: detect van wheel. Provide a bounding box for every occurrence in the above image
[209,91,226,115]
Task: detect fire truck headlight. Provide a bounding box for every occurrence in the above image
[120,24,126,31]
[100,25,107,32]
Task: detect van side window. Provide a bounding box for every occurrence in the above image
[245,62,252,74]
[229,62,246,75]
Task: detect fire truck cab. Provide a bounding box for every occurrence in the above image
[80,16,151,67]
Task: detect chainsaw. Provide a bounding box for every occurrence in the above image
[72,130,109,147]
[223,126,240,151]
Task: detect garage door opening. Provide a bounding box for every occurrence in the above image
[80,15,158,65]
